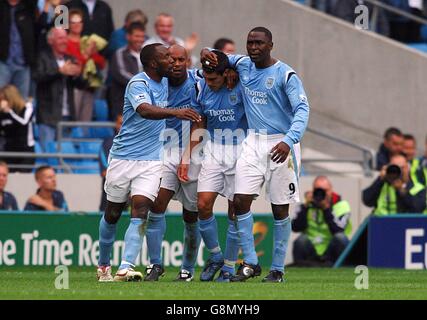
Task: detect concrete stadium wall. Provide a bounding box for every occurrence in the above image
[104,0,427,151]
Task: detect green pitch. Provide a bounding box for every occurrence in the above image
[0,267,426,300]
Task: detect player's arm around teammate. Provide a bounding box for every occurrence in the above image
[97,44,201,282]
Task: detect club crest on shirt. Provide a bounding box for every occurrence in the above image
[228,93,238,105]
[265,77,275,89]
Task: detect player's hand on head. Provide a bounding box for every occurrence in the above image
[174,108,202,122]
[201,49,218,68]
[225,69,239,90]
[270,142,290,164]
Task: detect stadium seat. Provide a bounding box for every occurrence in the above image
[46,141,78,167]
[407,43,427,53]
[72,160,100,174]
[93,99,109,121]
[89,127,114,139]
[78,141,102,154]
[34,141,48,169]
[71,127,86,138]
[420,25,427,42]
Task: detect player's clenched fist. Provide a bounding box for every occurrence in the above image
[173,108,202,122]
[177,162,190,183]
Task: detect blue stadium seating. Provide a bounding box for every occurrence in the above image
[78,141,102,154]
[407,43,427,53]
[93,99,109,121]
[46,141,78,167]
[73,160,100,174]
[88,127,114,139]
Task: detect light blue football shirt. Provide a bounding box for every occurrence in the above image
[191,79,247,145]
[228,55,310,148]
[109,72,168,160]
[165,69,203,149]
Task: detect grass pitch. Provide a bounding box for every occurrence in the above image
[0,266,426,300]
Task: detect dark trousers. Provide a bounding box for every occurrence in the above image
[293,233,349,265]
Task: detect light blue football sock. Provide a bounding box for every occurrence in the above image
[199,215,223,263]
[146,212,166,265]
[222,219,239,274]
[98,215,117,266]
[182,220,201,274]
[119,218,146,270]
[236,212,258,266]
[271,217,291,272]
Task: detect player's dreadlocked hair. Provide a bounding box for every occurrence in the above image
[202,50,229,75]
[249,26,273,42]
[140,43,163,68]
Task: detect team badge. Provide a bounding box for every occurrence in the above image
[265,77,275,89]
[299,94,308,104]
[229,93,238,105]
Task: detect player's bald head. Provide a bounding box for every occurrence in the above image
[168,44,187,59]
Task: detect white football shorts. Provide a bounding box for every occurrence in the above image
[104,158,163,203]
[234,132,301,205]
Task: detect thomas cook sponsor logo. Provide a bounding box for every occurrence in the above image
[265,77,275,89]
[244,87,268,105]
[208,109,236,122]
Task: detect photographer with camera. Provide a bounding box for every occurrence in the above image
[362,154,426,215]
[292,176,352,266]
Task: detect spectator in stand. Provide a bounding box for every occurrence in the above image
[108,22,145,120]
[143,13,199,60]
[0,161,19,210]
[105,9,149,59]
[65,0,114,51]
[213,38,236,55]
[292,176,351,266]
[0,85,35,172]
[0,0,38,99]
[98,114,122,212]
[387,0,423,43]
[362,154,426,215]
[402,133,417,162]
[36,0,61,51]
[66,8,106,122]
[376,127,404,170]
[33,27,82,151]
[24,165,68,211]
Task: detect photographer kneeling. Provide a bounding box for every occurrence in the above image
[362,154,426,215]
[292,176,352,266]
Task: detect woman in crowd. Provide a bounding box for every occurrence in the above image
[66,8,106,122]
[0,85,35,172]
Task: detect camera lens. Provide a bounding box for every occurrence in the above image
[313,188,326,202]
[385,164,402,183]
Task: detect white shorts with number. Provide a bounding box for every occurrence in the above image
[104,158,163,203]
[160,148,200,212]
[197,141,241,201]
[234,133,301,205]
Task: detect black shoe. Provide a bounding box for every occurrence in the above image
[143,264,165,281]
[200,259,224,282]
[174,269,194,282]
[230,262,262,282]
[262,270,284,283]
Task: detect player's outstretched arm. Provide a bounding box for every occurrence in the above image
[136,103,202,122]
